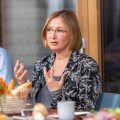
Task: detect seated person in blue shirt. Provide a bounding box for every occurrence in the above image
[14,10,101,111]
[0,47,14,84]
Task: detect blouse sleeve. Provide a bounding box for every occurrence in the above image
[76,60,101,111]
[50,89,62,101]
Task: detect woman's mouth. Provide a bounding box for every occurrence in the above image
[51,42,58,46]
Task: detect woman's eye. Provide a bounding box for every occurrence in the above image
[47,28,51,31]
[57,30,63,33]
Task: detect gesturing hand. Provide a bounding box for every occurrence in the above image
[14,60,27,85]
[44,66,66,92]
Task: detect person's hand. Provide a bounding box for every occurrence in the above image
[44,66,65,92]
[14,60,27,85]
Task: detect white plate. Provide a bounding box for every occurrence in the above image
[46,111,90,119]
[75,111,90,115]
[12,116,26,120]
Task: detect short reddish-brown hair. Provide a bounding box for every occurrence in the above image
[42,10,82,51]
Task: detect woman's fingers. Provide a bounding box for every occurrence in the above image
[20,63,24,73]
[44,66,65,92]
[14,60,27,85]
[44,66,54,84]
[16,65,24,77]
[21,70,27,79]
[20,63,24,67]
[44,67,49,80]
[50,66,54,80]
[14,60,25,77]
[14,60,19,74]
[59,73,66,86]
[47,69,50,78]
[17,70,27,85]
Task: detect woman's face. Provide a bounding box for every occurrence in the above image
[46,17,70,53]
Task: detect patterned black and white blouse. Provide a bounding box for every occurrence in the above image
[31,50,101,111]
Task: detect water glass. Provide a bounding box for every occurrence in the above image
[26,87,35,107]
[21,87,35,116]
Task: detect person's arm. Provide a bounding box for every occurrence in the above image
[50,89,62,101]
[51,58,101,111]
[75,59,101,111]
[0,49,13,85]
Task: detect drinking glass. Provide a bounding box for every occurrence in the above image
[21,87,35,116]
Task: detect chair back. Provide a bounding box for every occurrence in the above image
[95,92,120,111]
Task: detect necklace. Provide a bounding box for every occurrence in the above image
[54,57,69,73]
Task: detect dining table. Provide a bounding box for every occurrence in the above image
[47,109,85,120]
[7,109,88,120]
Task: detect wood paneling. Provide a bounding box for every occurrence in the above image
[76,0,102,76]
[76,0,89,55]
[88,0,101,65]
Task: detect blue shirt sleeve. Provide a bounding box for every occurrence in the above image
[0,48,14,85]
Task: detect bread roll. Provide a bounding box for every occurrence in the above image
[33,113,45,120]
[8,79,15,90]
[32,103,48,117]
[11,80,32,96]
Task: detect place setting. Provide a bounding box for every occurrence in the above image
[8,100,90,120]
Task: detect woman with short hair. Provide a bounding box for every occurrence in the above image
[14,10,101,111]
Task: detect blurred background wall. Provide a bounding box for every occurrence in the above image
[1,0,76,81]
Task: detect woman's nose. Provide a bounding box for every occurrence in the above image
[51,31,57,37]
